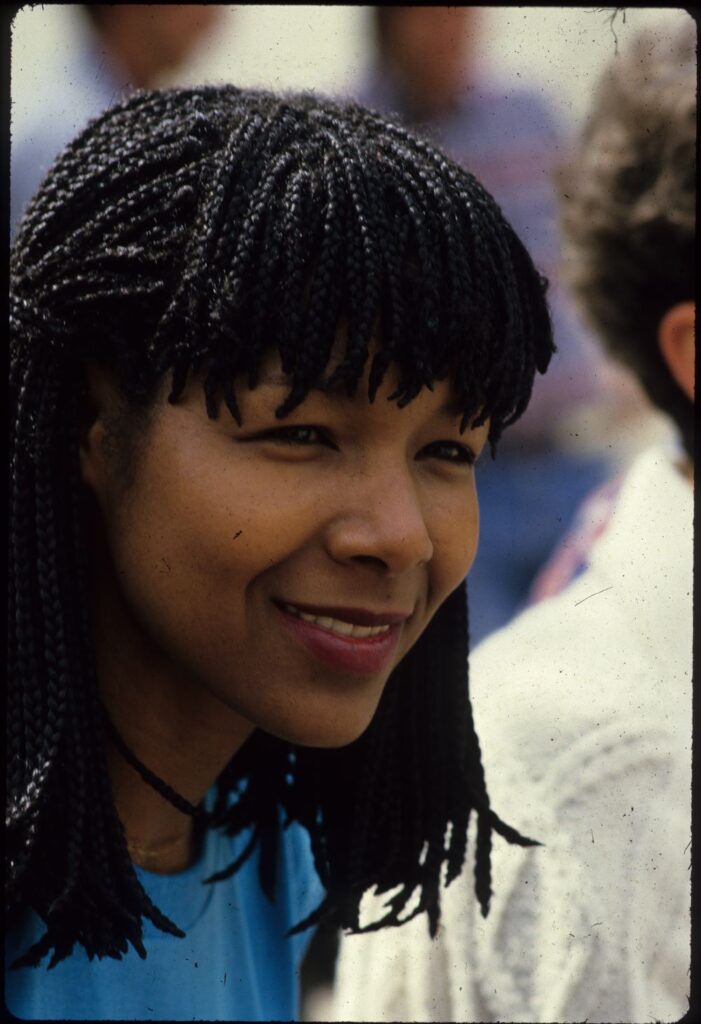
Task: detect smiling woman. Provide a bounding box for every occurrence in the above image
[7,86,553,1020]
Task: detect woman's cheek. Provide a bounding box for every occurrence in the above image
[428,482,480,587]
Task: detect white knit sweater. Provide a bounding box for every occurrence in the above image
[332,445,692,1023]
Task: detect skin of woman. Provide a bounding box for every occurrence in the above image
[7,85,554,1019]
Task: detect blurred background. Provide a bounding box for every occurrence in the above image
[10,5,693,1018]
[11,6,688,126]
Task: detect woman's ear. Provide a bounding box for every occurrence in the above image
[658,301,695,402]
[79,364,120,498]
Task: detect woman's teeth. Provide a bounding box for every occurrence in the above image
[282,603,391,638]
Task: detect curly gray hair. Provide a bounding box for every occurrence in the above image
[558,21,696,456]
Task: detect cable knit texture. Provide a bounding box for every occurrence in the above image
[333,443,692,1022]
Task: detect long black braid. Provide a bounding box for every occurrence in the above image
[8,85,554,969]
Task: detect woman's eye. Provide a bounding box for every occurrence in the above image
[259,426,334,447]
[420,441,476,466]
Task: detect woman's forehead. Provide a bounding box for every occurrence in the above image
[254,362,456,410]
[248,341,458,405]
[236,352,478,439]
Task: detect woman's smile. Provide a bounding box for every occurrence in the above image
[273,599,409,674]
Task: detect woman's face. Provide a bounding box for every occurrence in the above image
[81,349,488,749]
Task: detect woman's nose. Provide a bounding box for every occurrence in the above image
[323,468,434,574]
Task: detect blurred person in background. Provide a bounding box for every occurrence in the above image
[352,6,614,645]
[10,5,221,235]
[333,20,694,1022]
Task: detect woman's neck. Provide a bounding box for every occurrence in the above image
[124,826,197,875]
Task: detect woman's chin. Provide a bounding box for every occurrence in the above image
[267,706,378,750]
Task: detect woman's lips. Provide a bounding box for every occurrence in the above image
[274,601,404,674]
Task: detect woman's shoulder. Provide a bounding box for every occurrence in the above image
[5,818,325,1021]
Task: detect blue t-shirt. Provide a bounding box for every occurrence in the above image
[5,819,324,1020]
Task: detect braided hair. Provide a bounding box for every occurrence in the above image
[8,85,554,969]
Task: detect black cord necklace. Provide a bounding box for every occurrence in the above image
[102,708,213,824]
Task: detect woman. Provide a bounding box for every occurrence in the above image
[7,85,553,1020]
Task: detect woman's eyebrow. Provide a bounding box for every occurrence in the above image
[251,374,292,389]
[437,394,464,417]
[253,375,344,399]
